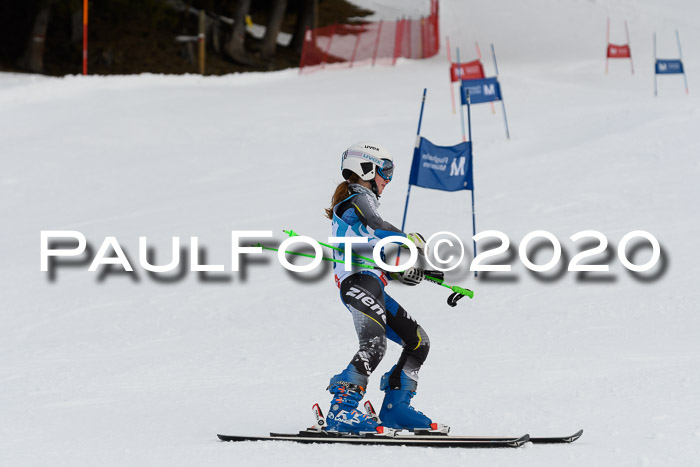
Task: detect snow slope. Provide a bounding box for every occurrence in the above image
[2,1,700,466]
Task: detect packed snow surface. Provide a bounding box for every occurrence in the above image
[2,0,700,465]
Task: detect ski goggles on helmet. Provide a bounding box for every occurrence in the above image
[377,159,394,181]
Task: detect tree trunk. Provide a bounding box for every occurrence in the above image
[212,19,221,54]
[261,0,287,59]
[71,8,82,43]
[290,0,315,54]
[225,0,254,65]
[20,1,53,73]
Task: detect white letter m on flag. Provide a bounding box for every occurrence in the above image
[450,157,466,176]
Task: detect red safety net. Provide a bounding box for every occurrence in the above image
[449,60,485,82]
[607,44,631,58]
[299,0,439,73]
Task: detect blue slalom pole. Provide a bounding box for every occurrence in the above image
[491,43,510,139]
[416,88,428,135]
[490,43,500,75]
[466,89,472,142]
[471,189,477,278]
[676,30,689,94]
[654,33,658,97]
[397,88,427,265]
[400,88,427,232]
[466,91,477,277]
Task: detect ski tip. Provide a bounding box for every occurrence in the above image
[512,434,530,447]
[567,429,584,443]
[530,429,584,444]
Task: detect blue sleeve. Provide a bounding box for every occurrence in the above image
[375,229,407,239]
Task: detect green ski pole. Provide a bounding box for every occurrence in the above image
[281,229,474,301]
[253,243,375,270]
[283,229,374,264]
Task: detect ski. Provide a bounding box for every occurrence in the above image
[217,401,582,448]
[407,428,584,444]
[217,431,530,448]
[358,401,582,444]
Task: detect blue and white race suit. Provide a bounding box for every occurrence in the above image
[329,183,430,391]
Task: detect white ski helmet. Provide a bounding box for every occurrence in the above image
[341,142,394,182]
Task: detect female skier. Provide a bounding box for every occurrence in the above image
[323,141,440,434]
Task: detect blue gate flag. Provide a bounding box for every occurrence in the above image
[460,77,502,104]
[408,137,473,192]
[655,59,684,74]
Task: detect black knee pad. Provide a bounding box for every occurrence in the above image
[387,326,430,390]
[406,326,430,365]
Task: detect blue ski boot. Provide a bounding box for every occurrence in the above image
[326,365,381,433]
[378,366,433,431]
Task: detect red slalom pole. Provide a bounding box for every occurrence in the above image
[83,0,88,75]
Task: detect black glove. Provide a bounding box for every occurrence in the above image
[423,270,445,283]
[391,267,424,286]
